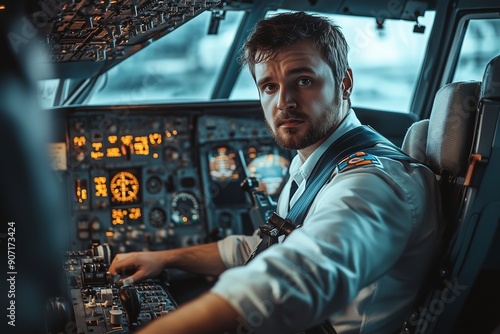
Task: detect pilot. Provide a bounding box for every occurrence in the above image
[109,11,442,334]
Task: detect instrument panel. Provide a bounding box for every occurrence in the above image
[54,103,293,258]
[63,110,205,254]
[198,114,292,238]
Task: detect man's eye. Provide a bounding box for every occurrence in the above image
[263,84,277,92]
[297,78,312,87]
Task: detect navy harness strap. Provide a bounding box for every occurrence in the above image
[285,125,416,227]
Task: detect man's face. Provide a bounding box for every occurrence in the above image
[254,39,344,151]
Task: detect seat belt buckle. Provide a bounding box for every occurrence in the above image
[268,212,300,236]
[259,224,280,237]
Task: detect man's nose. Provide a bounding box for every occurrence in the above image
[276,87,297,111]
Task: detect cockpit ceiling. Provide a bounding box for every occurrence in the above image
[28,0,222,63]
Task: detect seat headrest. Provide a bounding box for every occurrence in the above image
[426,81,480,177]
[402,119,429,163]
[480,54,500,101]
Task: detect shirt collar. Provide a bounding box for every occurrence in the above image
[289,109,362,186]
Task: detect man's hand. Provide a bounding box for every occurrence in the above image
[109,251,166,284]
[109,243,227,284]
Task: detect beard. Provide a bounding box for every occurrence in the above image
[266,96,343,150]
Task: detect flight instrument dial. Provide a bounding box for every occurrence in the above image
[171,192,200,225]
[110,171,140,204]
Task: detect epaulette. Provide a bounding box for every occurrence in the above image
[337,151,381,173]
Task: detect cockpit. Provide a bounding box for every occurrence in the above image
[1,1,500,333]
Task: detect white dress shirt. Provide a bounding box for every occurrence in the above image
[212,111,442,333]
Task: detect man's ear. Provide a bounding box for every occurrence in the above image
[341,68,353,100]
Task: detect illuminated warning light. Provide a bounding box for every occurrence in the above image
[121,135,133,146]
[73,136,86,147]
[153,153,159,158]
[74,179,88,203]
[92,142,103,150]
[78,189,88,202]
[107,147,121,158]
[129,207,142,220]
[108,135,118,144]
[134,136,149,155]
[105,231,114,237]
[149,133,162,145]
[112,209,125,225]
[94,176,108,197]
[90,151,104,160]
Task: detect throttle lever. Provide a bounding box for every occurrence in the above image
[119,285,142,325]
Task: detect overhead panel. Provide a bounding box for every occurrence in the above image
[30,0,221,63]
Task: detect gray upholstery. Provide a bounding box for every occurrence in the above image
[401,119,429,163]
[427,81,480,176]
[402,81,480,177]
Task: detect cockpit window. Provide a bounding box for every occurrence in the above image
[231,10,436,113]
[453,18,500,82]
[83,8,435,113]
[38,79,60,109]
[86,11,245,105]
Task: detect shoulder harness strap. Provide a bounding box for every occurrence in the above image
[285,125,417,226]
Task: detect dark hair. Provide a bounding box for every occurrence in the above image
[239,11,350,89]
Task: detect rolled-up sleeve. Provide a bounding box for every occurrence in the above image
[217,234,262,268]
[211,163,432,333]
